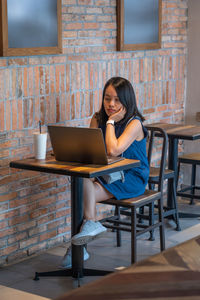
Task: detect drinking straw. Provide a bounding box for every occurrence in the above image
[39,121,41,134]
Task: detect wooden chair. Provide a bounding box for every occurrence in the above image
[145,125,181,240]
[176,152,200,205]
[101,126,166,264]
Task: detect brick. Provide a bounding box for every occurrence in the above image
[55,65,61,94]
[39,180,57,190]
[0,59,7,67]
[71,93,75,119]
[37,214,54,225]
[49,202,69,213]
[20,236,38,249]
[15,220,37,234]
[0,220,8,229]
[39,66,45,95]
[29,224,47,237]
[49,65,55,94]
[4,69,10,100]
[23,67,28,97]
[12,99,18,130]
[56,95,60,122]
[28,67,34,97]
[38,196,57,208]
[63,31,77,39]
[0,239,7,248]
[34,66,40,96]
[48,219,65,230]
[0,192,17,202]
[0,70,4,100]
[8,214,29,226]
[39,230,57,242]
[0,149,9,158]
[60,94,66,122]
[0,101,5,131]
[64,23,82,30]
[75,91,81,118]
[17,68,23,98]
[8,58,28,66]
[143,108,155,115]
[44,66,50,95]
[63,0,76,5]
[19,203,37,215]
[29,57,49,65]
[78,0,93,5]
[27,241,47,256]
[30,208,48,220]
[55,208,69,219]
[47,236,65,248]
[1,244,18,256]
[66,93,71,120]
[0,226,17,238]
[49,186,67,196]
[5,100,11,131]
[84,22,99,30]
[8,232,27,244]
[11,146,31,157]
[17,99,23,130]
[0,168,10,177]
[164,42,187,49]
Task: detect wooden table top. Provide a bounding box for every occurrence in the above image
[10,155,140,178]
[57,235,200,300]
[147,122,200,140]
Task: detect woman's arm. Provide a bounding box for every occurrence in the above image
[90,111,144,157]
[90,114,98,128]
[106,119,144,156]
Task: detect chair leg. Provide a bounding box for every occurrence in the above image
[158,197,165,252]
[148,182,156,240]
[116,206,121,247]
[172,178,181,231]
[131,207,137,264]
[190,164,196,205]
[176,161,181,188]
[148,202,155,241]
[138,207,144,223]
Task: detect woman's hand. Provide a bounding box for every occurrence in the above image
[109,107,126,123]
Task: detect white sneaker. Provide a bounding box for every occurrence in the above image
[71,220,107,245]
[60,246,89,269]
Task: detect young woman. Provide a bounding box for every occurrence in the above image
[61,77,149,267]
[71,76,149,245]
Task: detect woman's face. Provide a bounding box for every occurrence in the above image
[103,85,124,117]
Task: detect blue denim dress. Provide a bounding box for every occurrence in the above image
[97,117,149,200]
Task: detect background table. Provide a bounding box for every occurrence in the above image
[56,234,200,300]
[147,123,200,218]
[10,155,140,279]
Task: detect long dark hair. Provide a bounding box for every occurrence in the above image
[96,77,145,126]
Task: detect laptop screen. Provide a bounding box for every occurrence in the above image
[48,125,111,165]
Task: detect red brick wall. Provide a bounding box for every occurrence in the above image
[0,0,188,265]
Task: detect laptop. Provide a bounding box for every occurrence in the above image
[48,125,124,165]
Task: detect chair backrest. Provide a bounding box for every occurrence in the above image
[145,126,168,193]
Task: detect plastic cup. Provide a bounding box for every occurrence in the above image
[33,132,47,160]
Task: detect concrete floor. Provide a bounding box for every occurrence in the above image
[0,198,199,300]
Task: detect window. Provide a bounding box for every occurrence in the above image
[117,0,162,51]
[0,0,62,56]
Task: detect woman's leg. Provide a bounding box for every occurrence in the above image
[83,178,113,220]
[71,178,113,245]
